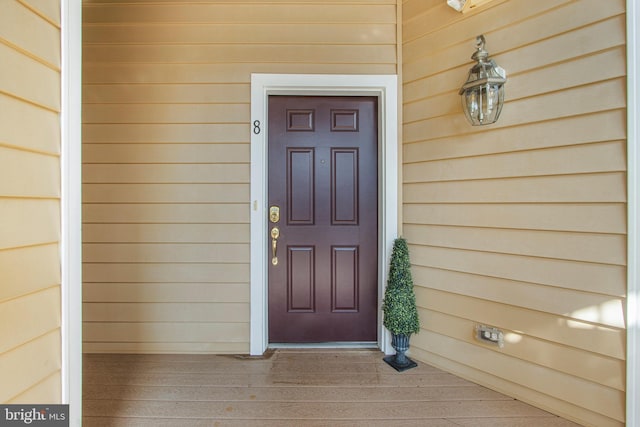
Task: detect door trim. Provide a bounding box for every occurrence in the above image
[250,74,398,355]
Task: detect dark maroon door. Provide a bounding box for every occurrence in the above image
[268,96,378,342]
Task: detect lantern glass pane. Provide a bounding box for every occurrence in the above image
[462,83,504,126]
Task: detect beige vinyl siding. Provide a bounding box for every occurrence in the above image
[0,0,62,403]
[402,0,626,426]
[82,0,398,353]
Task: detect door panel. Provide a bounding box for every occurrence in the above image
[288,148,314,224]
[268,96,378,343]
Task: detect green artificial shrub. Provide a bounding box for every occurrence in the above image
[382,237,420,336]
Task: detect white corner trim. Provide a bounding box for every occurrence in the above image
[249,74,398,356]
[61,0,82,425]
[627,1,639,425]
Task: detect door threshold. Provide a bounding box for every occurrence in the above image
[269,342,378,350]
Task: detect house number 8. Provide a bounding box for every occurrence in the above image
[253,120,261,135]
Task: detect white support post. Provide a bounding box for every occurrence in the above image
[627,1,639,425]
[61,0,82,425]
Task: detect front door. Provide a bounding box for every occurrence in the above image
[268,96,378,342]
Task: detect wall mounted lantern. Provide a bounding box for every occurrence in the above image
[459,35,507,126]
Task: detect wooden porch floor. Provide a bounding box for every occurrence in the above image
[83,349,580,426]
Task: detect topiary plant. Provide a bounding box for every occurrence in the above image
[382,237,419,371]
[382,237,420,336]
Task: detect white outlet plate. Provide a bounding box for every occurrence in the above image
[475,325,505,348]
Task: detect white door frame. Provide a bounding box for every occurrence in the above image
[249,74,398,356]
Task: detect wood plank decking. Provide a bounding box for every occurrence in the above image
[83,349,581,426]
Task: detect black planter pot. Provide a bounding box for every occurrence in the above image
[383,333,418,372]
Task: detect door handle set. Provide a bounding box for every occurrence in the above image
[270,226,280,265]
[270,206,280,265]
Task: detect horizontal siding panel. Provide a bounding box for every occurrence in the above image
[83,302,248,322]
[0,200,60,250]
[83,4,396,24]
[83,123,248,143]
[404,0,563,46]
[402,0,458,43]
[83,103,248,124]
[404,80,626,142]
[84,44,397,65]
[9,371,61,404]
[0,43,59,110]
[0,95,60,154]
[402,0,567,54]
[412,265,625,329]
[404,47,625,121]
[83,243,249,263]
[403,110,626,161]
[403,203,626,234]
[0,287,61,354]
[404,141,625,183]
[83,63,396,85]
[514,45,626,98]
[0,0,60,67]
[83,263,250,283]
[83,183,249,203]
[0,330,60,402]
[399,64,468,107]
[404,41,624,104]
[83,83,249,104]
[83,283,250,303]
[83,164,250,184]
[81,0,396,354]
[419,309,625,391]
[495,11,626,77]
[0,244,60,302]
[19,0,61,26]
[83,143,249,163]
[403,173,626,203]
[83,224,249,243]
[83,322,249,343]
[411,330,625,423]
[497,79,626,128]
[404,9,624,84]
[403,0,626,424]
[403,204,626,234]
[83,341,248,354]
[83,203,249,224]
[404,224,625,265]
[3,0,62,404]
[83,23,396,45]
[416,288,625,360]
[410,245,625,297]
[0,147,60,198]
[415,348,622,427]
[402,86,454,122]
[401,0,440,25]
